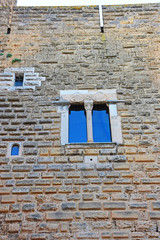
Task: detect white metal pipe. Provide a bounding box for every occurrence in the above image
[99,5,103,28]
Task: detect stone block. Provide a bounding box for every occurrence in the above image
[63,164,76,171]
[39,203,57,211]
[13,165,31,172]
[68,172,81,178]
[104,202,126,210]
[62,202,76,210]
[79,202,101,210]
[45,187,57,193]
[108,155,126,162]
[27,213,43,221]
[84,211,109,220]
[96,163,113,171]
[142,178,160,184]
[112,231,129,238]
[150,212,160,219]
[0,173,13,179]
[1,196,16,203]
[11,204,20,212]
[0,204,10,212]
[35,180,51,185]
[135,155,154,162]
[48,164,62,171]
[114,163,130,170]
[68,156,83,163]
[67,194,81,201]
[31,187,43,194]
[8,223,20,233]
[77,232,99,239]
[112,211,139,220]
[33,165,47,171]
[59,187,72,193]
[103,186,122,192]
[31,234,47,240]
[22,204,35,211]
[0,165,11,172]
[77,164,94,171]
[82,194,93,201]
[60,223,69,232]
[75,179,89,185]
[16,180,34,186]
[82,171,98,178]
[101,232,111,238]
[129,203,147,209]
[46,212,73,221]
[12,187,30,194]
[38,157,54,163]
[152,202,160,210]
[83,186,100,192]
[5,213,23,222]
[55,156,68,163]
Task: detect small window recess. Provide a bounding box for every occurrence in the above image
[14,73,24,87]
[101,27,104,33]
[11,144,20,156]
[7,27,11,34]
[8,142,22,157]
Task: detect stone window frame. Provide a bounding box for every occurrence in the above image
[56,90,123,145]
[0,67,46,91]
[7,142,22,157]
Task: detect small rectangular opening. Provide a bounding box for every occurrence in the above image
[101,27,104,33]
[7,28,11,34]
[15,73,24,87]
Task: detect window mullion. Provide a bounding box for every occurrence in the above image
[84,100,93,143]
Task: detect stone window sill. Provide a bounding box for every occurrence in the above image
[65,142,123,150]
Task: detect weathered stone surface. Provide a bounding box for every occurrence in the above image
[79,202,101,210]
[0,204,10,212]
[46,212,73,221]
[0,3,160,240]
[61,202,76,210]
[112,211,139,220]
[104,202,126,210]
[84,211,109,220]
[22,204,35,212]
[149,212,160,219]
[5,213,23,222]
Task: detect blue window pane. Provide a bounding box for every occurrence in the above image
[15,74,23,87]
[11,145,19,156]
[15,80,23,86]
[92,104,111,142]
[69,105,87,143]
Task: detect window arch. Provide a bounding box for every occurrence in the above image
[11,144,20,156]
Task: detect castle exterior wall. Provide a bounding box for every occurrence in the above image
[0,4,160,240]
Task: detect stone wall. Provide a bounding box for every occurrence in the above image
[0,4,160,240]
[0,0,17,7]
